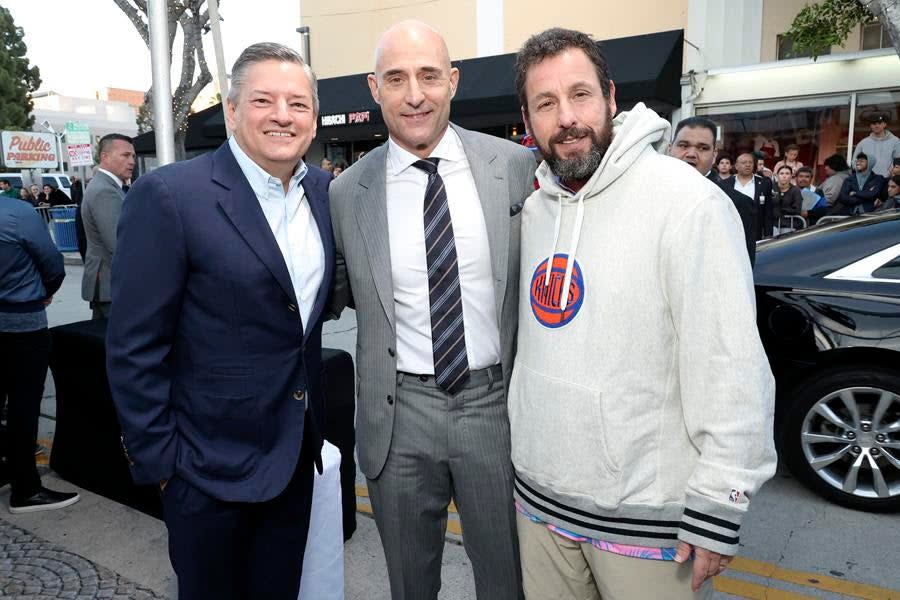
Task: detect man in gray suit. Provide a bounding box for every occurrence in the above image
[81,133,135,319]
[329,20,536,600]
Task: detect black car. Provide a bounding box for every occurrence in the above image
[755,211,900,512]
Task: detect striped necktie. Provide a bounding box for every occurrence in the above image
[413,158,470,395]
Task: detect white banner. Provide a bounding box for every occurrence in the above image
[66,143,94,167]
[1,131,58,168]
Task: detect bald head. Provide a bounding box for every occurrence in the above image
[367,19,459,158]
[374,20,451,77]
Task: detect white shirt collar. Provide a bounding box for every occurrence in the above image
[97,168,124,188]
[386,126,464,177]
[228,136,307,196]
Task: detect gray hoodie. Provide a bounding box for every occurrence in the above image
[855,131,900,177]
[509,103,776,557]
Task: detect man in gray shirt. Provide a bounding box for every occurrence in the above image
[855,112,900,177]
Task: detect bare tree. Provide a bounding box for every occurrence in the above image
[113,0,215,160]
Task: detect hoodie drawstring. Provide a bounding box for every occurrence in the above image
[559,194,585,314]
[542,192,585,315]
[543,193,563,286]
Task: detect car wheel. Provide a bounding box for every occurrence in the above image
[783,366,900,512]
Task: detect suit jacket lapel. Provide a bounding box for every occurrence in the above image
[211,143,297,305]
[454,124,508,323]
[301,169,334,341]
[354,146,396,329]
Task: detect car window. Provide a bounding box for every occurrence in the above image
[872,256,900,281]
[6,176,22,188]
[58,176,71,188]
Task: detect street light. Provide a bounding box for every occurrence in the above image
[40,119,65,174]
[296,26,311,67]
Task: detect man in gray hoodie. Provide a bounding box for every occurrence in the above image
[510,28,776,600]
[854,112,900,177]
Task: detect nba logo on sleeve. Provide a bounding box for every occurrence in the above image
[530,254,585,329]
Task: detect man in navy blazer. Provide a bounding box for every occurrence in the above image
[106,43,333,599]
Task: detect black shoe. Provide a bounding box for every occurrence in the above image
[9,487,80,514]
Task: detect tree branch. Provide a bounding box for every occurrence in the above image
[111,0,149,47]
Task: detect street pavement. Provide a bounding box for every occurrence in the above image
[2,261,899,599]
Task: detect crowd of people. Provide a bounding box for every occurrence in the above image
[704,111,900,238]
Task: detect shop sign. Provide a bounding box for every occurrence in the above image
[321,114,346,126]
[1,131,58,168]
[320,110,372,127]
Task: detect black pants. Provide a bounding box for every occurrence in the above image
[0,329,48,498]
[161,423,317,600]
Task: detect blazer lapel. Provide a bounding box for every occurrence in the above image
[211,143,297,305]
[354,146,396,329]
[301,169,334,341]
[455,124,508,322]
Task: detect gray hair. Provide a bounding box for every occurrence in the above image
[227,42,319,113]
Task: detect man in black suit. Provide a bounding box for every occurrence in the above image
[669,117,756,265]
[719,152,773,243]
[107,43,333,599]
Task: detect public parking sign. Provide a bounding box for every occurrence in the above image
[65,122,93,167]
[1,131,58,168]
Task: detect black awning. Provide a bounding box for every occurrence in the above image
[135,29,683,154]
[132,102,226,155]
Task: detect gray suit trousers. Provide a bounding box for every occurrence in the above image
[366,365,522,600]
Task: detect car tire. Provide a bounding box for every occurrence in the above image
[783,366,900,512]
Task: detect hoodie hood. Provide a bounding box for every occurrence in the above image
[532,102,671,313]
[856,154,875,187]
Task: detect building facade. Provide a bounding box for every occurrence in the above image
[299,0,898,179]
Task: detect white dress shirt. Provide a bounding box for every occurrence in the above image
[97,168,124,189]
[734,175,757,201]
[385,128,500,374]
[229,137,324,329]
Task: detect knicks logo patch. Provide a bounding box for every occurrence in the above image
[530,254,585,329]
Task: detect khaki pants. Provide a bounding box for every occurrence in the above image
[517,512,713,600]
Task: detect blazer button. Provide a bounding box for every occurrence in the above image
[288,304,298,312]
[386,394,394,405]
[293,390,306,401]
[388,347,395,357]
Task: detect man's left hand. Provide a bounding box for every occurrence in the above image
[674,541,733,592]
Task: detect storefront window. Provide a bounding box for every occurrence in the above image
[698,97,851,182]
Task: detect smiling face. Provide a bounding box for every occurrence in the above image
[226,59,318,179]
[368,22,458,159]
[521,47,617,185]
[670,126,716,175]
[856,156,869,173]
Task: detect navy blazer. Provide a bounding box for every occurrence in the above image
[106,142,335,502]
[837,171,885,215]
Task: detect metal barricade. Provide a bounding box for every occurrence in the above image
[773,215,807,237]
[46,205,78,252]
[34,205,52,222]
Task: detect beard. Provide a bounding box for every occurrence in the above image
[538,114,613,184]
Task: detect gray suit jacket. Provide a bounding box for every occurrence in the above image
[329,124,537,479]
[81,171,125,302]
